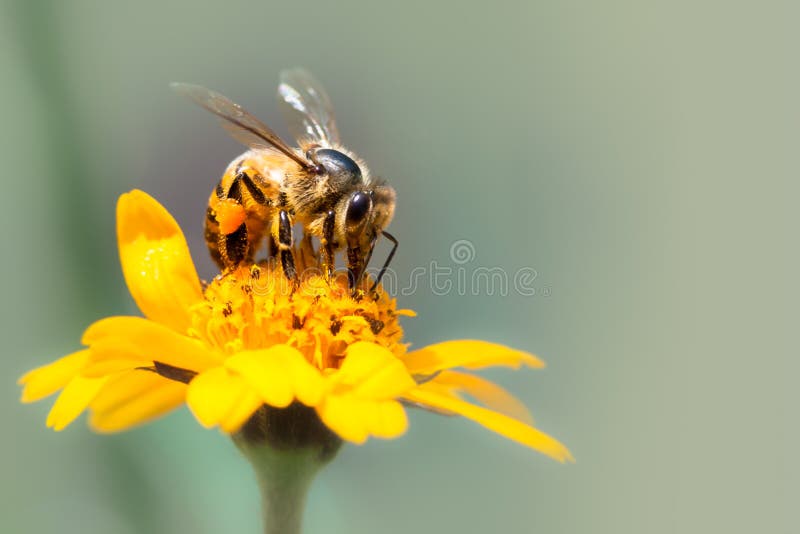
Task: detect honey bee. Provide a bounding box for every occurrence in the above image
[172,69,397,290]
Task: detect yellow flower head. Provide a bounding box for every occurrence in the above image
[19,190,573,462]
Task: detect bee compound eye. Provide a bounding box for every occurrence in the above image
[346,191,372,225]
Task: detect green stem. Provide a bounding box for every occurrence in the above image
[236,441,326,534]
[233,404,342,534]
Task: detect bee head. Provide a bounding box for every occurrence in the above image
[335,184,396,286]
[340,185,395,244]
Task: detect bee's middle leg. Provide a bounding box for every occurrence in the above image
[273,209,297,282]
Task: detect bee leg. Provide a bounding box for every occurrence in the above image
[346,245,366,291]
[240,172,268,206]
[206,203,250,269]
[222,222,249,266]
[239,170,274,264]
[273,209,297,283]
[267,234,279,259]
[209,173,254,269]
[320,210,336,281]
[205,206,225,269]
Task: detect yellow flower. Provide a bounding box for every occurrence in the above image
[19,190,573,463]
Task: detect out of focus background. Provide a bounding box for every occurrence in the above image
[2,1,797,533]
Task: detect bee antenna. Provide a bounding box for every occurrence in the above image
[370,231,398,293]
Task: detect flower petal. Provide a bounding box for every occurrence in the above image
[46,375,110,431]
[317,396,408,444]
[18,350,90,403]
[402,340,544,375]
[430,370,535,425]
[403,386,574,463]
[81,358,144,378]
[117,190,203,333]
[225,346,324,408]
[186,367,255,429]
[315,342,414,443]
[89,370,186,433]
[83,316,220,371]
[331,342,416,400]
[219,389,262,433]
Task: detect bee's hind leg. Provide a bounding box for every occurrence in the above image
[222,222,249,266]
[209,173,254,270]
[205,207,226,270]
[207,205,250,269]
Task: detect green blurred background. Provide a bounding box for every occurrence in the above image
[2,0,796,533]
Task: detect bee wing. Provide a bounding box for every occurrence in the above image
[171,82,311,169]
[277,68,341,146]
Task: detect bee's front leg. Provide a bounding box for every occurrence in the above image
[320,210,336,282]
[346,245,367,293]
